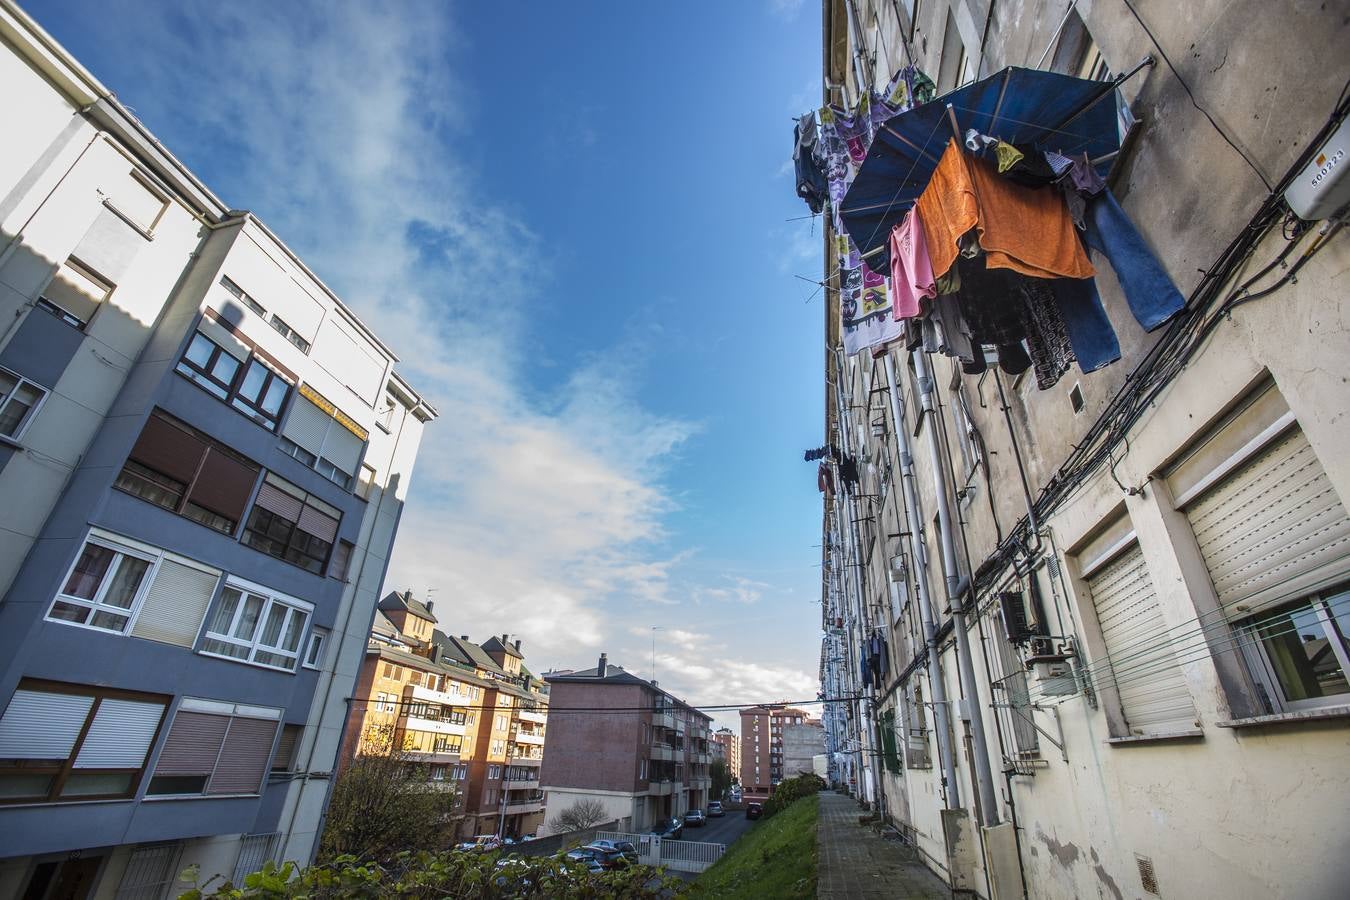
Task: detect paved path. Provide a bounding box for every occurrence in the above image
[816,792,950,899]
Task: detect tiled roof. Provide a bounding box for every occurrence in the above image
[377,590,439,624]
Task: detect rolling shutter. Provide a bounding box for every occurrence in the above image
[74,698,165,768]
[1086,545,1198,735]
[208,717,278,794]
[272,724,301,771]
[188,449,259,522]
[154,711,229,777]
[132,558,221,647]
[1184,427,1350,615]
[0,690,93,759]
[297,505,339,543]
[281,396,330,457]
[322,425,364,476]
[72,206,144,283]
[254,480,303,521]
[129,414,206,484]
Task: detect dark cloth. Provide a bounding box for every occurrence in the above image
[837,456,860,485]
[1001,142,1060,187]
[996,342,1032,375]
[1069,152,1108,196]
[817,462,834,494]
[1084,190,1186,331]
[793,113,828,214]
[803,444,839,462]
[954,256,1028,348]
[1052,278,1121,373]
[1019,278,1075,389]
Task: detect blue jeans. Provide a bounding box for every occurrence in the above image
[1085,190,1185,332]
[1052,278,1120,373]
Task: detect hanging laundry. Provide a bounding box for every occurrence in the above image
[1084,190,1185,331]
[804,444,839,462]
[1043,149,1075,177]
[1018,278,1076,389]
[1069,152,1108,196]
[917,139,1095,281]
[793,112,828,215]
[838,455,860,485]
[935,266,961,295]
[965,128,997,154]
[994,140,1025,173]
[818,462,835,494]
[932,294,978,366]
[889,208,938,320]
[999,142,1061,187]
[840,233,905,355]
[1051,278,1122,373]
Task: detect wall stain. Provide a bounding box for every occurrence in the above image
[1090,847,1124,900]
[1035,825,1080,867]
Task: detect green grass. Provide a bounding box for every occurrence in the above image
[687,794,818,899]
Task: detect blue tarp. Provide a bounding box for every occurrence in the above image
[839,67,1123,267]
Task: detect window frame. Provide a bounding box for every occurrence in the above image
[268,315,311,353]
[144,697,282,798]
[36,257,111,330]
[176,329,293,432]
[303,628,329,670]
[240,473,341,575]
[44,534,160,636]
[1238,586,1350,714]
[0,366,51,443]
[198,577,314,673]
[219,275,267,317]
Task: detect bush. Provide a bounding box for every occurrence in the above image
[761,774,825,819]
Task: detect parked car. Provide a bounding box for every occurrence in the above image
[456,835,502,852]
[650,817,685,840]
[585,840,639,863]
[683,808,707,827]
[565,846,630,870]
[707,801,725,817]
[746,802,763,820]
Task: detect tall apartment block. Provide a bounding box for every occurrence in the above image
[340,594,550,841]
[0,5,435,896]
[540,655,713,832]
[710,725,739,781]
[737,705,811,800]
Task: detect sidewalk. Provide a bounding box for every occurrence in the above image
[816,792,950,899]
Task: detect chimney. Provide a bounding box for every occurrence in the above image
[426,601,434,613]
[514,638,522,651]
[597,653,608,677]
[460,635,469,640]
[502,633,509,643]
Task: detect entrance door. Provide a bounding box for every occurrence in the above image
[22,855,106,900]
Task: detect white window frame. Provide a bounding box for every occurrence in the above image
[45,533,160,635]
[1239,586,1350,714]
[199,577,314,673]
[0,366,50,443]
[303,628,329,670]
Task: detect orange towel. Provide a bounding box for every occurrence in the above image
[917,138,1094,281]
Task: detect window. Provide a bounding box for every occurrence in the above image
[269,315,311,353]
[271,723,301,772]
[115,410,261,535]
[430,765,447,781]
[304,628,329,670]
[177,331,293,432]
[46,535,155,634]
[146,698,280,796]
[330,540,354,582]
[375,692,397,713]
[0,680,168,804]
[0,368,48,441]
[242,473,341,574]
[356,464,378,500]
[280,386,368,490]
[1240,587,1350,713]
[466,711,476,724]
[200,581,312,672]
[220,276,267,317]
[937,9,968,92]
[377,396,397,431]
[488,764,501,779]
[37,258,110,329]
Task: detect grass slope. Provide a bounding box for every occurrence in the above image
[688,795,818,899]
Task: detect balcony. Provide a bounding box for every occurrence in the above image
[504,777,540,791]
[508,751,543,766]
[692,752,711,765]
[652,710,675,730]
[405,749,462,765]
[691,776,712,789]
[406,716,467,737]
[649,743,675,762]
[410,683,471,707]
[517,709,548,725]
[512,729,546,746]
[647,779,674,796]
[504,798,545,814]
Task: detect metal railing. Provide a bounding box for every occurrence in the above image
[593,831,725,874]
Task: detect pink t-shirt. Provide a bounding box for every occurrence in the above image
[890,208,937,320]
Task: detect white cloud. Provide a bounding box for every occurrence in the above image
[694,575,770,606]
[767,0,808,22]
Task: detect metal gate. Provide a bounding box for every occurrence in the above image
[115,843,181,899]
[592,831,726,873]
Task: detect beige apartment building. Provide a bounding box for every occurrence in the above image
[738,705,811,799]
[812,2,1350,899]
[340,592,549,840]
[710,725,739,783]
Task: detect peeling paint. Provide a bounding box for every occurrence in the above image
[1036,825,1080,867]
[1091,847,1123,900]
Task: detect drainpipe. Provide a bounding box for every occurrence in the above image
[882,353,959,808]
[912,351,1001,827]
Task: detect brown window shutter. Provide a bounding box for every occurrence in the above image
[154,711,229,776]
[188,448,260,522]
[297,505,339,543]
[207,717,278,794]
[129,413,207,484]
[272,723,301,771]
[254,482,303,522]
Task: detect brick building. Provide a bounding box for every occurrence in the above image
[540,654,712,833]
[711,725,739,782]
[738,705,812,799]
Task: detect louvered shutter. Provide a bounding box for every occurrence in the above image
[321,425,364,476]
[297,505,339,543]
[129,414,206,483]
[1184,428,1350,615]
[1086,545,1198,734]
[74,698,165,768]
[0,690,93,759]
[272,724,301,771]
[282,396,331,458]
[208,717,278,794]
[187,449,259,523]
[154,711,229,776]
[132,559,221,647]
[254,481,303,522]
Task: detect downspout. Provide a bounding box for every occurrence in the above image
[913,351,1000,827]
[882,352,959,808]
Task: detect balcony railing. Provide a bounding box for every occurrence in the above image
[511,729,546,746]
[517,709,548,725]
[504,777,539,790]
[406,716,467,737]
[649,743,675,762]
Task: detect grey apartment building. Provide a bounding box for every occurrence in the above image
[0,4,435,896]
[540,655,712,833]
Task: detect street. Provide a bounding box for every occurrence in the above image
[680,808,754,847]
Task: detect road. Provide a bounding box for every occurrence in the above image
[679,808,754,846]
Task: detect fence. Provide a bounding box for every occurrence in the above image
[593,831,726,874]
[508,819,621,858]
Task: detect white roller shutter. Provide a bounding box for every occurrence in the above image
[1086,545,1198,735]
[74,698,165,768]
[132,558,222,647]
[1184,427,1350,615]
[282,396,331,457]
[0,690,94,758]
[321,424,364,476]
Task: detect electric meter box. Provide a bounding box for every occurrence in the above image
[1032,660,1076,696]
[1285,116,1350,220]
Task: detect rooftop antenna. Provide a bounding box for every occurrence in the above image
[651,625,664,683]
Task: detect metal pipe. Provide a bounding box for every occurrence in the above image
[882,352,959,807]
[829,372,868,799]
[913,351,1001,827]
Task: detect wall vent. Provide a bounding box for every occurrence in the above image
[1136,854,1159,895]
[1069,382,1085,414]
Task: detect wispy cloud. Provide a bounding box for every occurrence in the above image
[767,0,808,22]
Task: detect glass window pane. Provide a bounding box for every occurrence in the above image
[210,588,241,634]
[1323,589,1350,649]
[261,378,287,415]
[102,556,150,609]
[1256,601,1350,701]
[185,334,215,368]
[0,773,55,799]
[48,600,91,624]
[63,544,114,600]
[235,594,264,640]
[259,603,286,648]
[237,361,267,402]
[283,610,307,652]
[210,352,239,385]
[60,772,134,797]
[90,610,130,631]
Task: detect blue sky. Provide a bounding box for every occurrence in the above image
[28,0,826,727]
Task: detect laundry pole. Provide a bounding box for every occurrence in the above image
[912,350,1001,827]
[882,352,959,808]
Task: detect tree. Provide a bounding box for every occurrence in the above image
[318,725,462,862]
[710,760,732,801]
[546,798,608,834]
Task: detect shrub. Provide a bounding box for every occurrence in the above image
[761,774,825,819]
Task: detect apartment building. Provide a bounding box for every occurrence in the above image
[737,705,811,799]
[339,596,549,841]
[811,2,1350,898]
[710,725,739,782]
[781,720,825,779]
[540,655,713,833]
[0,4,436,895]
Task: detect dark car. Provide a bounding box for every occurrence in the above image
[584,840,639,864]
[650,817,685,840]
[565,846,629,870]
[746,802,763,820]
[707,801,725,817]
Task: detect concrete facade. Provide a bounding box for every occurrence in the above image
[781,721,826,779]
[738,705,812,799]
[540,656,713,833]
[0,4,435,895]
[814,2,1350,899]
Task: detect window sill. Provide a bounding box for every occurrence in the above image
[1216,705,1350,729]
[0,433,25,450]
[0,797,136,809]
[1105,729,1204,746]
[102,198,157,241]
[142,792,261,802]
